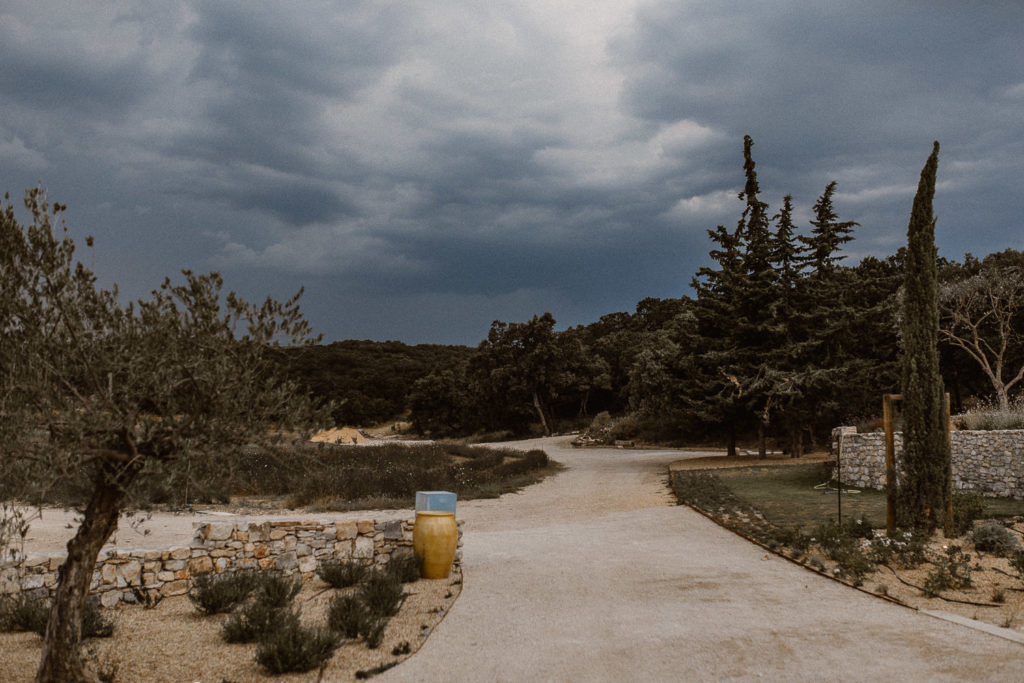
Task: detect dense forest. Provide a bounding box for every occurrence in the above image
[279,137,1024,452]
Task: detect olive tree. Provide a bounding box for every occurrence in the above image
[939,265,1024,409]
[1,189,326,682]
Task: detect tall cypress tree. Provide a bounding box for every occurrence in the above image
[898,141,950,530]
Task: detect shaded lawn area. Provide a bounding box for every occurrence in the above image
[712,463,1024,533]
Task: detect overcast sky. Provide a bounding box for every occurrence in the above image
[2,1,1022,345]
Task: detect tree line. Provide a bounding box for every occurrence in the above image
[401,138,1023,449]
[271,137,1022,452]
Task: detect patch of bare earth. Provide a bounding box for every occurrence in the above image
[0,567,462,681]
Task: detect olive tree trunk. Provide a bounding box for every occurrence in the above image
[36,482,124,683]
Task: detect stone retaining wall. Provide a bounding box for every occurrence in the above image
[832,428,1024,499]
[1,517,463,607]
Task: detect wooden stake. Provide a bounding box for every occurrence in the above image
[944,392,953,537]
[883,394,901,536]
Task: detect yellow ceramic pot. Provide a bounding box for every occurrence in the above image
[413,511,458,579]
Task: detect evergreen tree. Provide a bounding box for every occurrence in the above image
[767,195,813,455]
[800,181,857,277]
[898,141,950,530]
[690,222,748,455]
[691,136,780,455]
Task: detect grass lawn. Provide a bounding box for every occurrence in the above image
[712,462,1024,533]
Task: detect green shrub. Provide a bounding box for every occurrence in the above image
[831,546,874,587]
[327,594,367,639]
[770,527,812,555]
[253,571,301,609]
[317,559,368,589]
[188,570,259,615]
[0,595,49,633]
[254,617,340,674]
[810,518,878,586]
[923,544,973,596]
[222,600,289,644]
[871,528,930,568]
[81,602,114,639]
[970,522,1020,557]
[385,552,422,584]
[361,615,389,649]
[0,597,112,639]
[358,572,406,618]
[813,517,874,555]
[952,492,986,536]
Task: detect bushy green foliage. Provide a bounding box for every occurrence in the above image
[275,340,474,428]
[0,597,113,639]
[970,522,1020,557]
[253,571,301,609]
[771,527,812,555]
[869,529,929,568]
[219,571,302,644]
[254,617,340,674]
[327,595,367,639]
[80,603,115,639]
[188,570,258,615]
[385,551,422,584]
[813,517,875,551]
[922,544,972,596]
[812,518,876,586]
[357,572,406,618]
[317,559,369,589]
[222,599,285,644]
[360,615,389,649]
[0,595,49,633]
[952,492,986,536]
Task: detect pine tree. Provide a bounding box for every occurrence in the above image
[898,141,950,530]
[800,181,858,277]
[690,223,748,455]
[690,136,783,456]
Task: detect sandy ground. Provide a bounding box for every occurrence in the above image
[8,439,1024,680]
[379,438,1024,682]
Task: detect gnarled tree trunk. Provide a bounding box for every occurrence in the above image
[36,482,124,683]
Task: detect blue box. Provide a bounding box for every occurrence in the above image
[415,491,456,514]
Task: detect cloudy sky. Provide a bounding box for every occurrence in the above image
[2,1,1022,345]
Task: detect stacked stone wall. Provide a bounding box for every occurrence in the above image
[832,428,1024,499]
[1,518,463,607]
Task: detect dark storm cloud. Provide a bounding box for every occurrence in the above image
[1,1,1022,344]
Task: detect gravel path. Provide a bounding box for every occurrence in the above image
[381,437,1024,682]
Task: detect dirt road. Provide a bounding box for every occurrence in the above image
[381,437,1023,682]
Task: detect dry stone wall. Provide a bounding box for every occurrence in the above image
[1,518,463,607]
[832,428,1024,499]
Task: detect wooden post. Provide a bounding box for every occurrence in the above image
[944,392,953,537]
[883,394,901,536]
